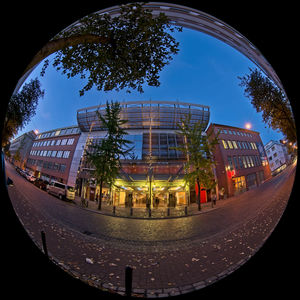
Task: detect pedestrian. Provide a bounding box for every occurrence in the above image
[212,193,217,205]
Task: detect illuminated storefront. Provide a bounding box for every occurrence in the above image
[73,101,210,208]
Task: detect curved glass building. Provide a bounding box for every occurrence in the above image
[72,101,210,208]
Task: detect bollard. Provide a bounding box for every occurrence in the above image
[113,206,116,215]
[148,208,151,217]
[130,207,133,216]
[41,231,48,258]
[167,207,170,216]
[185,206,188,215]
[125,266,133,297]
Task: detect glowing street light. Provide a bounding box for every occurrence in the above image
[245,123,252,130]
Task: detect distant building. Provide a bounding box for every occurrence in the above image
[26,126,81,183]
[264,140,290,176]
[206,123,271,198]
[9,130,36,169]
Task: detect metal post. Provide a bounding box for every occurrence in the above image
[148,208,151,217]
[185,206,188,215]
[113,205,116,215]
[125,266,133,297]
[41,231,48,258]
[167,207,170,216]
[130,207,133,216]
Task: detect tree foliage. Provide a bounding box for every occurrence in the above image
[38,2,182,96]
[172,113,219,209]
[85,101,133,209]
[239,68,297,144]
[2,78,44,147]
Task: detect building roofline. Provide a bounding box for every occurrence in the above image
[207,122,260,135]
[77,100,210,113]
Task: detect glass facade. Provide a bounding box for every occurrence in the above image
[76,101,210,208]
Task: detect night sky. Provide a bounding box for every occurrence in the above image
[15,26,285,145]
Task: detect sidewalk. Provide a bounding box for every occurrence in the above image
[71,195,225,219]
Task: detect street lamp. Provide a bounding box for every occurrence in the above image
[245,122,252,130]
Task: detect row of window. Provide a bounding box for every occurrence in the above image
[33,138,75,147]
[227,155,262,170]
[30,150,71,159]
[221,139,257,151]
[37,127,80,139]
[218,128,253,137]
[27,159,66,173]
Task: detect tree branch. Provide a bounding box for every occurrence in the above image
[23,34,111,75]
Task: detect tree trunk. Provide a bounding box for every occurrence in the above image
[24,34,110,75]
[98,178,103,210]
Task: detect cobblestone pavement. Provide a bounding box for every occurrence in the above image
[6,162,296,298]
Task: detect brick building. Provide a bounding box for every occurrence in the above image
[26,126,81,184]
[206,123,271,198]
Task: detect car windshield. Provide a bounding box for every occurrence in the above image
[67,186,74,192]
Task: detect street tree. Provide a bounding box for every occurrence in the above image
[238,68,297,144]
[2,78,44,147]
[173,113,219,210]
[33,2,182,96]
[85,101,133,210]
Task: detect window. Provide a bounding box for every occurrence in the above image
[56,139,61,145]
[233,156,238,169]
[47,140,51,146]
[47,151,52,157]
[232,141,238,149]
[61,139,67,145]
[238,156,244,169]
[51,140,55,146]
[249,156,254,167]
[57,151,63,158]
[246,156,252,168]
[55,130,61,136]
[60,164,66,173]
[228,156,234,169]
[62,151,70,158]
[228,130,232,134]
[274,152,278,158]
[67,138,74,145]
[237,141,242,149]
[242,156,248,168]
[222,140,228,149]
[232,130,236,135]
[51,151,57,157]
[227,140,233,149]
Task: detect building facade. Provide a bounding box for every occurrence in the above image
[206,123,271,198]
[265,140,290,176]
[9,130,36,169]
[74,101,210,208]
[26,126,81,183]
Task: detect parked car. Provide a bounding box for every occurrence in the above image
[20,169,29,178]
[47,181,75,201]
[26,173,36,182]
[34,178,49,190]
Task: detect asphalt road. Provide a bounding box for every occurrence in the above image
[6,160,295,245]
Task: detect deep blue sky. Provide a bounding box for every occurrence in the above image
[16,26,284,145]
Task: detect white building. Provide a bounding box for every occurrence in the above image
[264,140,290,175]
